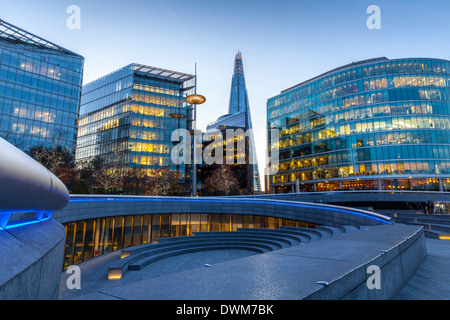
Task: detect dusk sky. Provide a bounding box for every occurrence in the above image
[2,0,450,189]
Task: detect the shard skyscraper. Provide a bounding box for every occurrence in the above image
[207,51,261,192]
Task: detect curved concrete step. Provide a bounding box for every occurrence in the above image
[280,227,323,242]
[109,240,277,279]
[236,228,310,244]
[156,233,293,247]
[317,226,344,237]
[122,237,284,258]
[127,244,267,271]
[342,225,360,234]
[196,230,303,245]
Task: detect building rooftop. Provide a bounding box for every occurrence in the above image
[281,57,389,94]
[83,63,195,89]
[0,19,82,57]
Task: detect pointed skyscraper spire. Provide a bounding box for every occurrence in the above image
[229,51,261,191]
[228,51,249,115]
[206,51,261,192]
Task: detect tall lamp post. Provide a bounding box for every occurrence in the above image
[185,65,206,197]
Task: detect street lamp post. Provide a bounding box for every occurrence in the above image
[185,65,206,197]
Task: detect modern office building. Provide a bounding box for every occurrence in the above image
[0,19,84,153]
[267,57,450,195]
[75,63,195,180]
[207,51,261,191]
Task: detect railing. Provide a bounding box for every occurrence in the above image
[0,137,69,230]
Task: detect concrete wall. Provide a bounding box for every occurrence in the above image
[53,195,393,227]
[304,225,427,300]
[0,219,66,300]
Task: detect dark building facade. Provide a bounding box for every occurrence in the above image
[267,57,450,194]
[198,125,254,195]
[0,19,84,153]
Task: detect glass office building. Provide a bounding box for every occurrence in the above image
[207,51,261,191]
[267,57,450,193]
[75,63,195,179]
[0,19,84,153]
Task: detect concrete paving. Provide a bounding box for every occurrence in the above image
[59,249,258,300]
[395,238,450,300]
[58,224,425,300]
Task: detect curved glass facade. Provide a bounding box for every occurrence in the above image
[267,58,450,193]
[63,213,316,268]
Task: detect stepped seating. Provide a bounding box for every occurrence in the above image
[107,225,362,280]
[385,213,450,240]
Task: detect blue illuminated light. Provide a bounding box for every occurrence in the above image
[69,196,393,225]
[4,218,50,230]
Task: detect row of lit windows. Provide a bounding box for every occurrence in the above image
[271,160,450,183]
[268,59,450,108]
[277,115,450,143]
[269,87,450,126]
[75,141,127,160]
[270,101,446,128]
[131,104,167,117]
[76,127,129,149]
[80,90,132,116]
[128,141,170,154]
[0,66,81,100]
[284,75,448,111]
[133,83,180,97]
[132,91,184,108]
[0,50,83,84]
[0,117,75,137]
[78,102,131,126]
[10,106,56,123]
[63,213,314,267]
[131,116,181,129]
[0,83,79,115]
[278,130,450,152]
[275,178,450,193]
[278,144,450,169]
[129,129,160,141]
[130,154,168,167]
[77,114,130,137]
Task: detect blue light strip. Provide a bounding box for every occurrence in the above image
[69,196,393,225]
[3,218,50,230]
[0,210,52,231]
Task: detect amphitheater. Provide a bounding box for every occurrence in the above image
[1,136,450,300]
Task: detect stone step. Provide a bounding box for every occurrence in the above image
[127,244,268,271]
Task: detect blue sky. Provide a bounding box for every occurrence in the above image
[2,0,450,189]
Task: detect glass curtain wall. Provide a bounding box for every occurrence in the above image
[268,58,450,193]
[63,213,316,268]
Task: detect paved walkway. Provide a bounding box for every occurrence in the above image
[395,238,450,300]
[59,249,258,300]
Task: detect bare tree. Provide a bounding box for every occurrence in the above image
[204,165,240,195]
[0,131,25,150]
[147,167,182,196]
